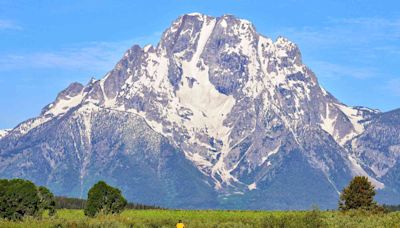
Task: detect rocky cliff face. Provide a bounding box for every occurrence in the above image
[0,13,399,209]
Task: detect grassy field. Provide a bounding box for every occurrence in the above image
[0,209,399,227]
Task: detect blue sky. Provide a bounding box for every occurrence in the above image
[0,0,399,129]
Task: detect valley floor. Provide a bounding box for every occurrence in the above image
[0,209,399,227]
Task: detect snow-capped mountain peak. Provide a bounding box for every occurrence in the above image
[7,13,373,186]
[1,13,398,209]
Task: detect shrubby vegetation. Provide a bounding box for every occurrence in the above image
[263,209,326,228]
[1,177,399,227]
[38,186,56,216]
[0,179,55,220]
[0,178,158,221]
[84,181,127,217]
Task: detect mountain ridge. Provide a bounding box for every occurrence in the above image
[1,13,399,209]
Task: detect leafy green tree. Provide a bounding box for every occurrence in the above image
[38,186,56,216]
[0,179,57,220]
[84,181,127,217]
[339,176,378,211]
[0,179,41,220]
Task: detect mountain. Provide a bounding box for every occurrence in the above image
[0,13,399,209]
[0,129,10,139]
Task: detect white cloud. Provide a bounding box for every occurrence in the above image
[309,61,377,79]
[0,19,22,30]
[0,32,161,71]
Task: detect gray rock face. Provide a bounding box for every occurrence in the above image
[0,13,399,209]
[348,109,400,204]
[0,106,217,208]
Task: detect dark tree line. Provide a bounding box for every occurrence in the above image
[382,204,400,212]
[55,196,162,210]
[126,202,163,210]
[55,196,86,209]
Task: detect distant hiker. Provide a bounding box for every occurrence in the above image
[176,220,185,228]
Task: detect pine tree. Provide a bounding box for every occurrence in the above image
[339,176,378,211]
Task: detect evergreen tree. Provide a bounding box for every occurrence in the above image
[84,181,127,217]
[339,176,378,211]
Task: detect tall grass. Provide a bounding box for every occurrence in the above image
[0,209,399,227]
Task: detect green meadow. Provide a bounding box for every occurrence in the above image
[1,209,399,228]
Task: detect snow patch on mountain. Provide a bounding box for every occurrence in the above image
[320,103,337,138]
[347,155,384,189]
[46,92,86,116]
[261,143,281,164]
[0,129,10,139]
[320,102,368,146]
[248,182,257,190]
[175,16,235,150]
[337,105,365,133]
[12,116,52,137]
[336,104,365,144]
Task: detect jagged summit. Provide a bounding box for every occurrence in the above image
[0,13,399,209]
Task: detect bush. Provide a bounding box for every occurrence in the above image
[84,181,127,217]
[38,186,56,216]
[263,213,309,228]
[263,209,325,228]
[302,209,325,228]
[0,179,57,220]
[0,179,41,220]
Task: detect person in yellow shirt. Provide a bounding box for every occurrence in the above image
[176,220,185,228]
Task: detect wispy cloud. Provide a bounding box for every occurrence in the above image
[271,17,400,80]
[0,19,22,30]
[386,78,400,97]
[0,41,131,71]
[335,17,400,38]
[308,61,377,79]
[0,32,161,72]
[277,17,400,49]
